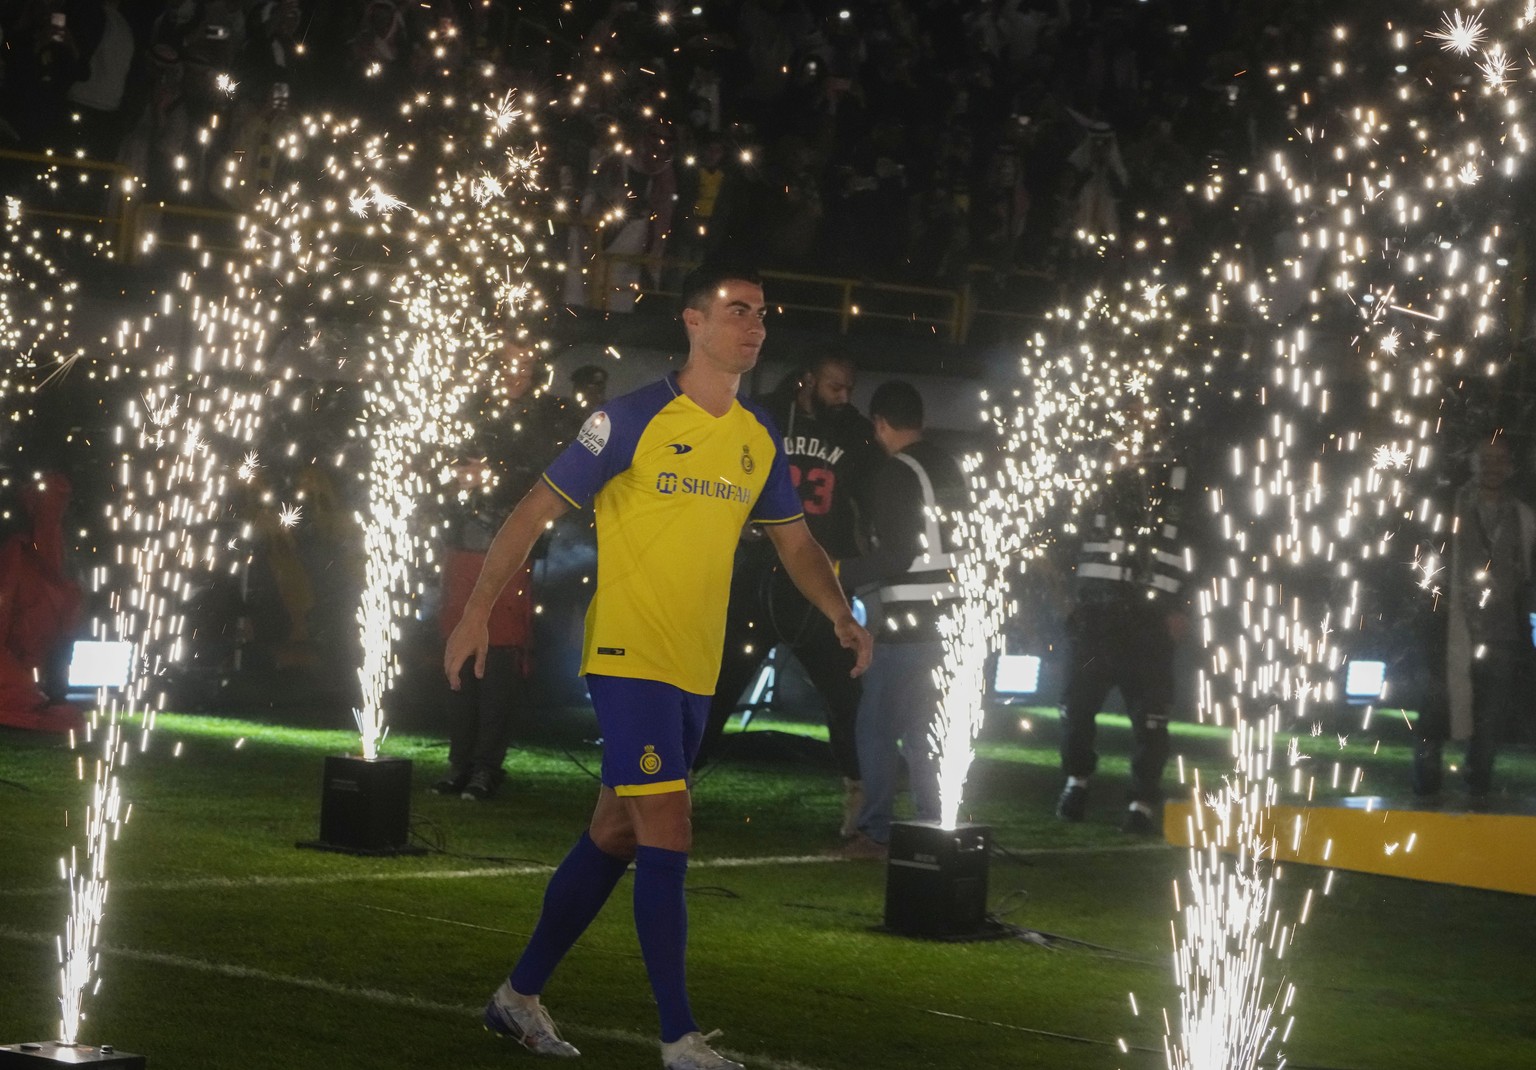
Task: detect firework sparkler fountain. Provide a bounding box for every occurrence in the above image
[256,94,554,853]
[895,3,1534,1064]
[882,284,1192,940]
[3,84,554,1058]
[0,155,286,1062]
[1166,7,1536,1067]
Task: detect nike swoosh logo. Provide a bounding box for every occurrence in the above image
[668,444,693,454]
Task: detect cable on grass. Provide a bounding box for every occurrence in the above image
[988,840,1035,866]
[781,901,883,922]
[555,740,603,781]
[987,917,1147,960]
[408,813,555,868]
[928,1010,1357,1070]
[924,1007,1164,1056]
[787,893,1142,959]
[989,887,1029,919]
[685,885,740,899]
[0,776,32,791]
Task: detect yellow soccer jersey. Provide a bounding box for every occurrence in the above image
[543,373,804,694]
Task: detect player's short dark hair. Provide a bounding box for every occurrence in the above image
[680,259,763,313]
[869,380,924,431]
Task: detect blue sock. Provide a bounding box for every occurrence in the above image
[508,831,629,996]
[633,845,698,1043]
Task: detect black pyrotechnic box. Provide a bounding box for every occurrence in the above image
[883,820,991,939]
[301,755,420,855]
[0,1043,145,1068]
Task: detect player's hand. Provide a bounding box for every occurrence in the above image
[835,615,873,677]
[443,616,490,690]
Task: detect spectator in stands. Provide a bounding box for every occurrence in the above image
[672,133,734,272]
[66,0,135,162]
[0,1,102,149]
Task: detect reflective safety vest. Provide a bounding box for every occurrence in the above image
[1076,463,1190,603]
[871,451,965,626]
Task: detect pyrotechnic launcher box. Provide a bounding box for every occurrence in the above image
[883,820,991,939]
[0,1043,145,1068]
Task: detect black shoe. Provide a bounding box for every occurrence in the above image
[461,768,498,801]
[1056,784,1088,821]
[432,767,470,795]
[1120,807,1157,835]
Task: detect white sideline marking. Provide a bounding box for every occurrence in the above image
[0,853,839,899]
[0,843,1165,900]
[0,925,831,1070]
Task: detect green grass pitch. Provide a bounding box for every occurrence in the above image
[1,707,1532,1069]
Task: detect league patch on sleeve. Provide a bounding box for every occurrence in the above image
[577,411,611,455]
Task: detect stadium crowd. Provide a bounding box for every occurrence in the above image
[2,0,1527,832]
[0,0,1322,297]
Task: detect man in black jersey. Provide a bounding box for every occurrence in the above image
[695,354,882,835]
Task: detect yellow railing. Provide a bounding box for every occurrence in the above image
[592,250,1029,343]
[0,147,139,253]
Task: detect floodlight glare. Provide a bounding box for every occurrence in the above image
[66,641,133,690]
[1343,659,1386,703]
[992,654,1041,698]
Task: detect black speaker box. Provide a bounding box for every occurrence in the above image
[883,820,991,938]
[311,755,415,854]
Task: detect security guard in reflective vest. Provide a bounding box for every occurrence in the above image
[837,380,967,857]
[1056,460,1191,834]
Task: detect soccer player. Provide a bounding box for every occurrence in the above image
[443,262,873,1069]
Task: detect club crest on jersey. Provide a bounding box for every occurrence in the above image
[740,445,755,474]
[577,411,611,455]
[640,745,662,775]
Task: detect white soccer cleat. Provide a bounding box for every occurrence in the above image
[661,1030,744,1070]
[483,981,580,1057]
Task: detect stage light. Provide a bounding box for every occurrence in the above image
[992,654,1041,699]
[66,641,132,690]
[1343,659,1387,704]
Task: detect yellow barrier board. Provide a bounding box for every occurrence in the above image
[1164,800,1536,897]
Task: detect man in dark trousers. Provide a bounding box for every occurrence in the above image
[695,353,882,836]
[435,342,577,800]
[836,379,968,858]
[1056,457,1192,834]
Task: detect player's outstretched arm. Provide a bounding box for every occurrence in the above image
[765,519,873,677]
[443,480,570,689]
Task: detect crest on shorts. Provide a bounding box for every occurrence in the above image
[740,444,755,474]
[639,745,662,776]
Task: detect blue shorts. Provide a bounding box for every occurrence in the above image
[586,674,710,797]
